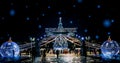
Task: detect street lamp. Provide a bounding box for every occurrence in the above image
[85,36,90,41]
[85,36,91,55]
[87,36,90,41]
[30,37,35,42]
[29,37,35,62]
[30,37,35,52]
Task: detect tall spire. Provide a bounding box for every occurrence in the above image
[58,17,63,28]
[8,37,12,42]
[58,17,64,32]
[108,36,111,42]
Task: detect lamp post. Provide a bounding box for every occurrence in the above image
[29,37,35,62]
[85,36,90,42]
[85,36,91,55]
[81,37,87,63]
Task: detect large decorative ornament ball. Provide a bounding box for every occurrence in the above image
[0,41,20,61]
[101,40,119,59]
[0,48,4,60]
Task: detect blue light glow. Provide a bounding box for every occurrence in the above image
[40,37,43,39]
[38,25,42,29]
[58,11,61,15]
[111,19,115,23]
[84,29,88,33]
[97,5,101,8]
[43,35,46,37]
[88,15,91,18]
[103,19,111,28]
[78,36,80,38]
[70,21,73,24]
[48,5,51,9]
[36,38,40,41]
[26,17,30,20]
[81,37,84,40]
[77,0,83,3]
[95,35,99,39]
[107,32,111,35]
[75,34,78,37]
[10,9,15,16]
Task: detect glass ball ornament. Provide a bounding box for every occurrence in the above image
[0,41,20,61]
[0,48,4,61]
[100,37,119,59]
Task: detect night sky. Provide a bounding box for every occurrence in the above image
[0,0,120,43]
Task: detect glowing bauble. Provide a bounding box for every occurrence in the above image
[0,49,4,60]
[0,41,20,61]
[101,40,119,59]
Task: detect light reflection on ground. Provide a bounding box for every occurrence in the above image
[40,53,97,63]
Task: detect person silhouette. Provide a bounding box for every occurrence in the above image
[56,50,59,59]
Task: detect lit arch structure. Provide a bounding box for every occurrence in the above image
[40,34,81,48]
[39,17,81,50]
